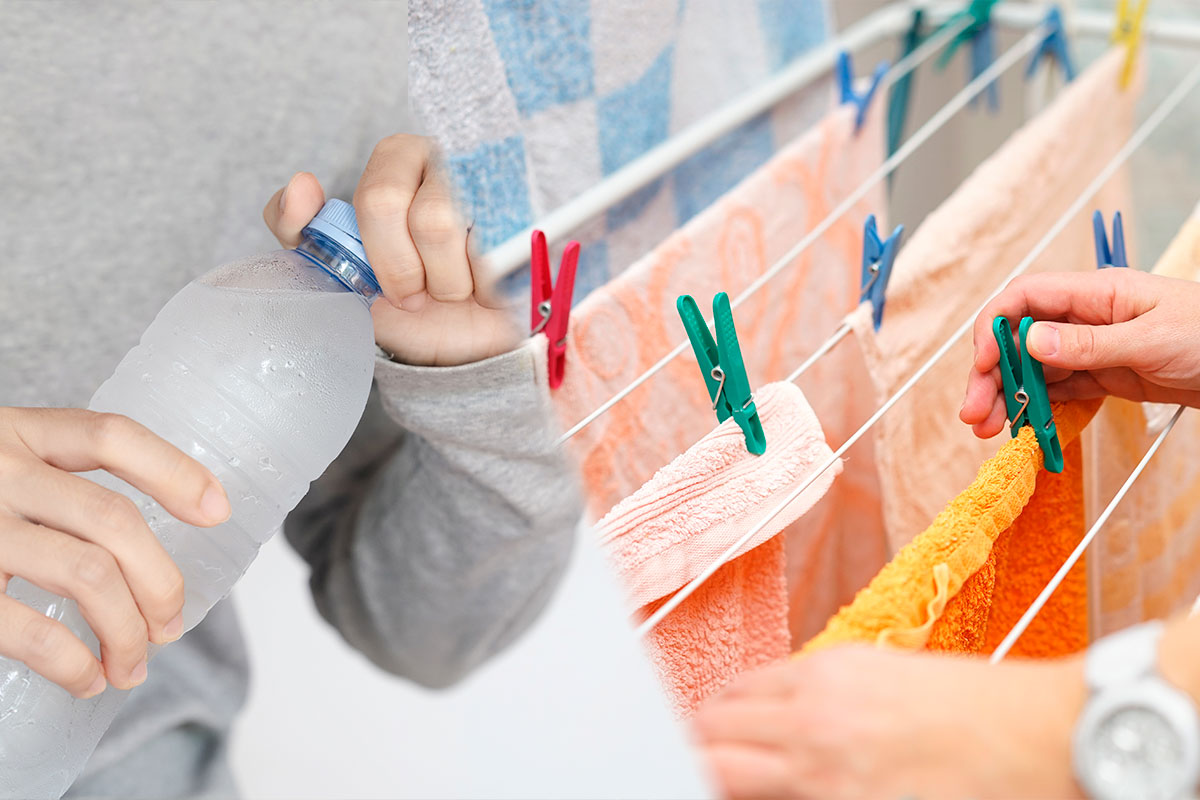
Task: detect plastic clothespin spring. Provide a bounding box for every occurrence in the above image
[677,293,767,456]
[993,316,1064,473]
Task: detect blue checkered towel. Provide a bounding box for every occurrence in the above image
[409,0,834,302]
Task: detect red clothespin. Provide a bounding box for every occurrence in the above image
[530,230,579,389]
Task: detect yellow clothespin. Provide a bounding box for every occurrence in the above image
[1111,0,1149,90]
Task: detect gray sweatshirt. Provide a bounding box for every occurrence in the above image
[0,3,579,797]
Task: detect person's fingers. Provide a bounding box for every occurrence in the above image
[971,270,1152,372]
[7,464,184,645]
[409,164,473,303]
[700,744,792,800]
[0,519,148,690]
[263,172,326,248]
[0,593,106,698]
[1025,318,1151,374]
[353,134,432,305]
[693,700,794,747]
[961,366,1002,425]
[12,408,230,527]
[709,661,803,701]
[972,393,1009,439]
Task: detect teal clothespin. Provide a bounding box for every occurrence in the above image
[1026,6,1076,82]
[677,293,766,455]
[993,316,1064,473]
[935,0,1001,110]
[887,8,926,163]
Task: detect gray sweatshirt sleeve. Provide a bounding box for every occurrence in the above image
[282,339,581,688]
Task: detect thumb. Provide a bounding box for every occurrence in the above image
[262,172,325,248]
[1026,320,1143,371]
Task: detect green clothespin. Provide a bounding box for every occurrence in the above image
[677,292,766,455]
[887,8,925,164]
[935,0,1001,110]
[993,316,1063,473]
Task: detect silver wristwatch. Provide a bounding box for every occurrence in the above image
[1073,621,1200,800]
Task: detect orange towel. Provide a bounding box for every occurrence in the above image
[554,102,888,645]
[1087,201,1200,636]
[802,400,1100,658]
[597,382,842,715]
[848,48,1142,555]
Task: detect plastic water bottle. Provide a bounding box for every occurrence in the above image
[0,200,380,799]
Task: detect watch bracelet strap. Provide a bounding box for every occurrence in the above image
[1085,619,1167,691]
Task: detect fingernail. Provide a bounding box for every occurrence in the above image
[1028,323,1060,358]
[399,293,427,312]
[200,482,231,524]
[163,612,184,642]
[129,659,148,687]
[82,673,107,699]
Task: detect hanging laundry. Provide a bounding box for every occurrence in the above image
[1087,200,1200,636]
[802,399,1100,658]
[552,101,889,644]
[847,48,1143,555]
[407,0,835,299]
[597,382,841,715]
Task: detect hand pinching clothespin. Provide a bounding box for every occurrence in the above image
[860,215,904,332]
[1112,0,1149,90]
[935,0,1001,110]
[1026,6,1076,82]
[677,292,766,455]
[530,230,579,389]
[837,51,889,133]
[1093,210,1128,269]
[993,316,1064,473]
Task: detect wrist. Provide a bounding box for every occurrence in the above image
[1159,615,1200,703]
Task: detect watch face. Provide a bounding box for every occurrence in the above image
[1081,706,1187,799]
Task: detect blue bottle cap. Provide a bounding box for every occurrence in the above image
[301,199,381,293]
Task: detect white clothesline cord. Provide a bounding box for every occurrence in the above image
[558,21,1047,446]
[635,60,1200,638]
[786,322,852,384]
[990,406,1187,663]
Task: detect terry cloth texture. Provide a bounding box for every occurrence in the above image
[847,48,1142,555]
[552,103,889,644]
[1086,200,1200,636]
[802,400,1100,658]
[597,382,841,715]
[408,0,834,300]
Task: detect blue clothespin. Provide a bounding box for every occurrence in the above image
[993,316,1064,473]
[1026,6,1076,82]
[935,0,1000,110]
[837,51,889,132]
[1093,210,1128,269]
[860,215,905,331]
[677,293,766,455]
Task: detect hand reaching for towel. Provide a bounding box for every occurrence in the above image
[263,135,521,367]
[693,645,1084,799]
[961,270,1200,438]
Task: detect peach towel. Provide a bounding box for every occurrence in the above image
[598,382,842,715]
[803,400,1100,658]
[1087,200,1200,636]
[555,102,888,643]
[848,49,1142,554]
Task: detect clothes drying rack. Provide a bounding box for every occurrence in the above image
[481,1,1200,657]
